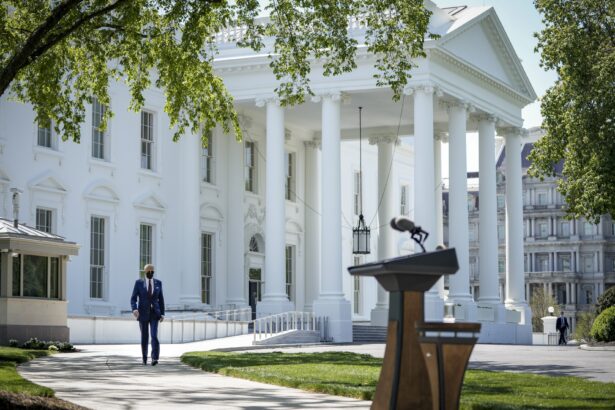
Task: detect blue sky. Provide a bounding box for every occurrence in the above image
[434,0,558,128]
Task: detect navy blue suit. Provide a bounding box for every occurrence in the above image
[131,278,165,362]
[556,316,569,345]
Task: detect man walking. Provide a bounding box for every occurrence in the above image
[556,311,569,345]
[131,264,165,365]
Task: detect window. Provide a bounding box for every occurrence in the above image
[468,224,476,242]
[497,224,505,241]
[36,208,53,233]
[201,233,213,304]
[467,194,477,212]
[244,141,257,192]
[249,235,260,253]
[285,152,296,201]
[537,221,549,238]
[497,194,505,210]
[524,254,529,272]
[537,191,548,206]
[559,221,570,237]
[140,111,154,170]
[92,98,106,160]
[583,254,594,273]
[285,245,294,301]
[353,171,362,216]
[139,224,153,278]
[470,256,478,279]
[536,253,549,272]
[498,256,505,273]
[90,216,105,299]
[583,222,594,236]
[11,254,60,299]
[583,285,594,304]
[400,185,409,216]
[353,256,362,314]
[558,253,571,272]
[201,132,214,183]
[37,119,53,148]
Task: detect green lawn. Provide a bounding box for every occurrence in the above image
[0,347,54,396]
[181,351,615,409]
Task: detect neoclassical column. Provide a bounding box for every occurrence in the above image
[256,98,293,316]
[447,102,474,311]
[434,132,446,298]
[369,135,398,326]
[303,139,321,312]
[226,118,248,308]
[477,115,501,305]
[501,127,528,309]
[312,92,352,342]
[179,132,202,306]
[409,84,443,320]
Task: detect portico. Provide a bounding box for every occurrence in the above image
[211,2,536,343]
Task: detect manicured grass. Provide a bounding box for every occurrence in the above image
[0,347,54,396]
[181,351,615,409]
[0,346,89,409]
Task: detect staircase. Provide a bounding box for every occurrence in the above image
[352,324,387,343]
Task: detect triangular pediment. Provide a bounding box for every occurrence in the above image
[437,8,536,101]
[83,180,120,203]
[133,191,166,212]
[28,172,68,194]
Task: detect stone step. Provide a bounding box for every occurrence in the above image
[352,325,387,343]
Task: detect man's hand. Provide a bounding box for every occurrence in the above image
[132,309,139,319]
[159,316,164,323]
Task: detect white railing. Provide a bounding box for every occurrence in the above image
[252,311,328,342]
[168,307,252,322]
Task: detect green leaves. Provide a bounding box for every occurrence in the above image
[1,0,431,145]
[530,0,615,222]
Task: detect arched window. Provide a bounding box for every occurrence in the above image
[249,236,259,253]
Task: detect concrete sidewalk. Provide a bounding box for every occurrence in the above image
[18,336,615,410]
[18,335,371,410]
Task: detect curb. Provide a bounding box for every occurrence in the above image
[579,343,615,351]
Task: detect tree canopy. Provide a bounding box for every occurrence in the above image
[529,0,615,222]
[0,0,433,145]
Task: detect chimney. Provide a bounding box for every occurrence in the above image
[10,188,23,229]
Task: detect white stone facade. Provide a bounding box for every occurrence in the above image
[0,2,538,343]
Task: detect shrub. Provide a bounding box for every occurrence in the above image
[20,338,75,352]
[596,286,615,315]
[8,339,18,348]
[48,345,59,352]
[590,306,615,343]
[573,311,595,343]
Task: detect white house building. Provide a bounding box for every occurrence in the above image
[0,1,537,343]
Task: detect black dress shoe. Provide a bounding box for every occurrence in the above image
[152,360,158,366]
[143,359,147,365]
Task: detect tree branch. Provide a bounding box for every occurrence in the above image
[28,0,132,65]
[0,0,83,96]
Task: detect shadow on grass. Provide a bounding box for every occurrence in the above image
[182,351,382,372]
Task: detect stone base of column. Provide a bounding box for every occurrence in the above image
[476,301,507,323]
[424,291,445,322]
[370,305,389,327]
[448,297,477,322]
[256,297,294,318]
[225,298,249,309]
[505,301,532,325]
[313,297,352,343]
[180,295,203,309]
[506,301,533,345]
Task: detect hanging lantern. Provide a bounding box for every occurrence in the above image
[353,214,371,254]
[353,107,371,255]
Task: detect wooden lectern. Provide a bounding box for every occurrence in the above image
[349,248,478,410]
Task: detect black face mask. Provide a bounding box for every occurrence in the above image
[146,271,154,279]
